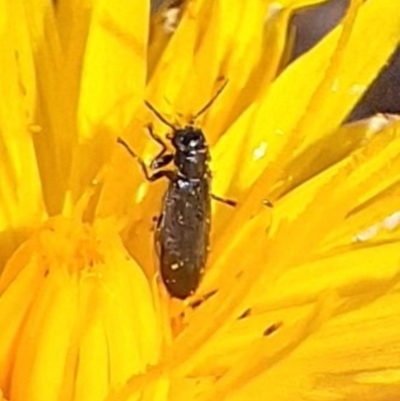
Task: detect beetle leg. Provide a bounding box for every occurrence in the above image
[211,194,237,207]
[145,124,175,169]
[155,213,164,228]
[145,124,169,156]
[211,195,274,208]
[117,137,175,182]
[151,214,164,234]
[146,169,175,182]
[151,153,174,169]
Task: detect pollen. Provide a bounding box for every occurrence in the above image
[252,141,269,161]
[0,217,160,401]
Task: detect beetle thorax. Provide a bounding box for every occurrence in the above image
[172,127,210,179]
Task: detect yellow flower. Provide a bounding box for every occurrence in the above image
[1,0,400,400]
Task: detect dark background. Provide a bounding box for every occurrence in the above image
[152,0,400,122]
[291,0,400,121]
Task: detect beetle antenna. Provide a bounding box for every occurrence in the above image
[192,79,228,120]
[117,137,139,159]
[145,101,176,130]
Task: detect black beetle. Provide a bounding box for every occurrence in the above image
[118,82,232,299]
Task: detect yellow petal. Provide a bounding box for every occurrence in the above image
[0,0,45,252]
[251,290,400,401]
[233,0,400,191]
[0,217,159,401]
[78,1,149,139]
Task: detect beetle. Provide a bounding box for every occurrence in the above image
[117,82,232,299]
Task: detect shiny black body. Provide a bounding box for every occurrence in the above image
[156,128,211,299]
[118,83,228,299]
[118,126,212,299]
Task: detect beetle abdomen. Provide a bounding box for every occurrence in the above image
[157,177,211,299]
